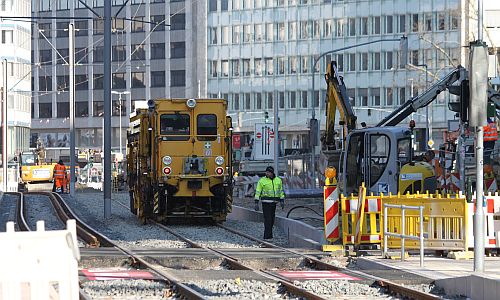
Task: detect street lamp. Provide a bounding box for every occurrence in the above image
[111,90,130,156]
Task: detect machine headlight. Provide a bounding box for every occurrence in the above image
[215,156,224,166]
[162,155,172,165]
[186,98,197,108]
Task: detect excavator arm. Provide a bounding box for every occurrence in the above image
[376,65,467,127]
[323,61,357,150]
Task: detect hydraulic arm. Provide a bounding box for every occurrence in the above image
[323,61,357,150]
[376,65,467,127]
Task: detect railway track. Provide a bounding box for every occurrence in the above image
[0,192,28,232]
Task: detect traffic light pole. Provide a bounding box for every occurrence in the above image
[103,0,112,218]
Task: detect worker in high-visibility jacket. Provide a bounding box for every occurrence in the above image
[484,118,498,165]
[53,160,67,193]
[254,166,285,240]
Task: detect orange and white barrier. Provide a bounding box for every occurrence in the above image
[324,185,339,242]
[445,172,461,193]
[467,192,500,248]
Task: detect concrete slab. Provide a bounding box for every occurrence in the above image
[228,205,327,249]
[169,270,272,282]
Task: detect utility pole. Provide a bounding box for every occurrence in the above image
[69,22,76,197]
[472,0,488,273]
[2,59,7,192]
[104,0,112,218]
[273,92,279,178]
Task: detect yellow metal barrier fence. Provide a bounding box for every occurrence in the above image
[341,192,382,246]
[382,193,468,251]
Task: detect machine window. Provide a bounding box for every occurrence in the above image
[160,114,190,140]
[397,138,411,165]
[345,133,364,195]
[369,134,390,186]
[21,153,36,166]
[197,114,217,141]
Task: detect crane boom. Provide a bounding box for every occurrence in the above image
[323,61,357,150]
[376,65,467,127]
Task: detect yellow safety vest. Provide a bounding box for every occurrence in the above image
[255,176,285,203]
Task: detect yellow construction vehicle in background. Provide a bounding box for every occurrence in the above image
[322,61,466,195]
[127,98,233,223]
[18,138,56,191]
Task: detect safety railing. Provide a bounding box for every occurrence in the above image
[383,204,424,267]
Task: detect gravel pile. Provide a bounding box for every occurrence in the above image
[62,192,188,248]
[186,279,296,299]
[81,279,171,299]
[224,219,289,247]
[24,194,65,231]
[171,225,259,248]
[293,280,393,299]
[0,193,18,231]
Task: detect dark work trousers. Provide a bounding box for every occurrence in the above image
[262,202,277,239]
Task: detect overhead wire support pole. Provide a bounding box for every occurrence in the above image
[69,22,76,197]
[104,0,112,218]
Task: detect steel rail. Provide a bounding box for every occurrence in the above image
[217,224,440,300]
[10,192,29,231]
[151,220,326,300]
[47,192,205,299]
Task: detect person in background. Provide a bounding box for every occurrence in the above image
[53,159,67,193]
[254,166,285,240]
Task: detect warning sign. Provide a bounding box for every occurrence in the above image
[256,132,262,139]
[254,123,274,160]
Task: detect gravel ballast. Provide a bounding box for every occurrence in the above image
[224,219,289,247]
[24,194,66,231]
[186,279,297,299]
[62,192,188,248]
[0,193,18,231]
[170,225,259,248]
[81,279,171,299]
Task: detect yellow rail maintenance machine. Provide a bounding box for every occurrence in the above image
[127,98,233,223]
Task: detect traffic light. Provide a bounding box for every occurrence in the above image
[264,111,269,123]
[448,79,469,123]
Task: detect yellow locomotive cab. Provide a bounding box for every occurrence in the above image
[127,98,233,223]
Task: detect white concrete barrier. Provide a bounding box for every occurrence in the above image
[0,220,80,300]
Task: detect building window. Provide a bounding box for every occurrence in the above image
[170,13,185,30]
[301,91,308,108]
[171,70,185,87]
[112,100,125,116]
[57,75,69,91]
[93,101,104,117]
[255,58,262,76]
[75,20,88,36]
[313,91,320,108]
[267,92,274,109]
[399,87,406,105]
[277,57,285,74]
[93,19,104,34]
[451,14,459,30]
[38,23,51,38]
[373,16,381,34]
[57,102,69,118]
[39,50,52,64]
[209,0,217,12]
[131,16,145,32]
[94,74,103,89]
[221,0,228,10]
[256,93,262,110]
[373,52,381,70]
[278,92,284,109]
[221,26,229,44]
[56,48,69,64]
[289,91,296,109]
[151,43,165,59]
[112,73,126,89]
[324,19,332,37]
[232,25,241,44]
[231,59,240,77]
[221,60,229,77]
[371,88,380,106]
[131,44,145,60]
[209,27,218,44]
[411,14,419,32]
[386,88,393,106]
[385,51,393,70]
[112,18,125,32]
[56,22,69,37]
[94,46,104,62]
[266,23,274,41]
[39,103,52,118]
[300,21,309,39]
[411,50,419,65]
[233,94,240,110]
[151,71,166,87]
[243,59,251,76]
[76,101,89,117]
[233,0,241,10]
[244,93,250,110]
[265,58,273,75]
[360,53,368,71]
[336,19,345,37]
[348,18,356,36]
[75,75,88,90]
[131,72,145,88]
[277,22,285,41]
[301,56,308,73]
[398,15,406,33]
[312,20,320,38]
[150,15,165,31]
[289,56,297,74]
[348,53,356,72]
[112,45,126,62]
[255,24,263,41]
[75,48,88,64]
[210,61,218,78]
[385,16,393,34]
[360,17,368,35]
[170,42,185,58]
[438,12,446,31]
[39,76,52,91]
[243,24,252,42]
[358,88,368,106]
[337,54,344,72]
